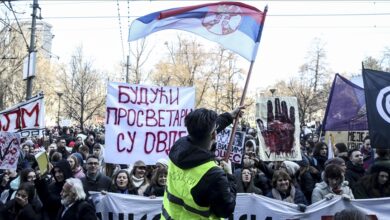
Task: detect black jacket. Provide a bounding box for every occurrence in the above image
[36,160,73,220]
[56,200,97,220]
[168,112,236,218]
[0,199,41,220]
[345,161,365,189]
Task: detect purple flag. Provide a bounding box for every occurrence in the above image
[323,74,368,131]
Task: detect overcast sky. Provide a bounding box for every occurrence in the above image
[5,0,390,92]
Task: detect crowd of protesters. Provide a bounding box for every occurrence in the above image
[0,122,389,219]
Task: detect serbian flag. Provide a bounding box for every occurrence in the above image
[128,2,267,61]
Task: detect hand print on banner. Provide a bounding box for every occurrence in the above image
[256,97,301,161]
[0,132,21,170]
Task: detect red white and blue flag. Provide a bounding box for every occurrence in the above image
[128,2,267,61]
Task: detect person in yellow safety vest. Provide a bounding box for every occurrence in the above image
[162,106,245,219]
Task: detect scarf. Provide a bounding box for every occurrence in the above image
[132,175,145,188]
[271,185,296,204]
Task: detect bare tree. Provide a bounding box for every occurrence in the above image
[60,46,105,130]
[128,38,153,84]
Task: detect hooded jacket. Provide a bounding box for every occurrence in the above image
[311,180,354,203]
[36,159,73,220]
[166,112,236,218]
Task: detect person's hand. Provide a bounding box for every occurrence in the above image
[1,174,9,187]
[15,194,28,207]
[256,98,295,154]
[230,105,246,119]
[325,193,334,200]
[149,195,156,199]
[342,194,351,201]
[220,160,232,174]
[297,203,307,212]
[101,190,107,195]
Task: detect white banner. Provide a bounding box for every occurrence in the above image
[0,132,21,170]
[91,193,390,220]
[256,97,302,161]
[104,82,195,165]
[0,94,45,138]
[215,129,245,164]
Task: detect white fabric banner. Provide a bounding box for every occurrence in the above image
[215,129,245,164]
[256,97,302,161]
[0,132,21,170]
[91,193,390,220]
[104,82,195,165]
[0,94,45,138]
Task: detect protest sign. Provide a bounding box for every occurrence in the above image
[256,97,301,161]
[0,94,45,138]
[34,151,49,174]
[90,193,387,220]
[0,132,21,170]
[325,130,369,150]
[105,82,195,165]
[215,129,245,164]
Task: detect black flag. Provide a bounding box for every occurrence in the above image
[362,68,390,148]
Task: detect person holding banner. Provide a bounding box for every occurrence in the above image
[162,107,244,219]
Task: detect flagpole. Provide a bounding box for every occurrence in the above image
[224,6,268,162]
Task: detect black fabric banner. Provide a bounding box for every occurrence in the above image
[362,68,390,148]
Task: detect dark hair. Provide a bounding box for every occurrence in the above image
[363,135,370,142]
[313,142,328,157]
[348,148,360,159]
[271,170,291,188]
[325,157,345,168]
[51,152,63,162]
[376,148,390,158]
[335,143,347,153]
[334,208,367,220]
[20,168,35,184]
[185,108,218,141]
[150,167,168,186]
[17,182,36,204]
[86,154,99,162]
[324,164,343,181]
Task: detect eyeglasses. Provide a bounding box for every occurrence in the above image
[87,162,99,166]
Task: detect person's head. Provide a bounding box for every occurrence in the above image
[48,143,57,153]
[16,182,35,205]
[155,158,168,170]
[86,134,95,145]
[376,148,390,159]
[60,178,86,206]
[324,164,344,190]
[67,155,79,170]
[313,142,328,157]
[245,139,256,154]
[280,161,300,177]
[75,136,83,145]
[363,136,371,151]
[348,149,363,166]
[113,169,132,190]
[334,208,368,220]
[51,160,73,183]
[79,145,90,159]
[20,168,36,184]
[185,108,218,149]
[131,160,147,179]
[86,155,100,175]
[241,168,252,184]
[325,157,346,173]
[272,170,292,194]
[92,143,102,158]
[334,143,347,156]
[151,167,168,186]
[51,151,63,162]
[57,138,67,148]
[22,144,30,156]
[370,164,390,186]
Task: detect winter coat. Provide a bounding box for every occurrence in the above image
[266,185,308,205]
[36,159,73,220]
[81,172,111,194]
[0,199,41,220]
[166,112,236,218]
[354,174,390,199]
[56,199,97,220]
[345,161,365,189]
[311,181,354,203]
[144,184,165,197]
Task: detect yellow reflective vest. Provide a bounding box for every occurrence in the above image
[161,160,222,220]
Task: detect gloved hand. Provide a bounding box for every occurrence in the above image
[220,160,232,174]
[325,193,334,200]
[297,203,307,212]
[342,194,351,201]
